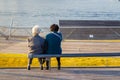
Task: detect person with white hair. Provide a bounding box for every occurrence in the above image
[27,25,45,70]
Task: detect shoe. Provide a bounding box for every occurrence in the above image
[58,67,60,70]
[27,65,31,70]
[58,64,61,70]
[46,60,49,70]
[46,67,49,70]
[40,66,43,70]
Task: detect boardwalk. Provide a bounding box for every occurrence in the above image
[0,38,120,80]
[0,38,120,54]
[0,68,120,80]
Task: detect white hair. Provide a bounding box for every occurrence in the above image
[32,25,41,36]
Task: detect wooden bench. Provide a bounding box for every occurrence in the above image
[28,52,120,70]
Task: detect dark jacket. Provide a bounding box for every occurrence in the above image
[28,34,45,54]
[45,32,62,54]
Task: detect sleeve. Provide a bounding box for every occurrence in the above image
[27,38,31,47]
[27,37,33,48]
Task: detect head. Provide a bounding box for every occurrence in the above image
[50,24,59,32]
[32,25,41,36]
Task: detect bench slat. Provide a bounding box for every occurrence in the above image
[28,53,120,58]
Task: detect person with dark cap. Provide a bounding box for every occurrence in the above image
[45,24,62,70]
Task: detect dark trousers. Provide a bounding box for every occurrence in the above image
[46,57,61,69]
[28,58,45,66]
[56,57,61,67]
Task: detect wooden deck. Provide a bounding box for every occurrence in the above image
[0,68,120,80]
[0,38,120,54]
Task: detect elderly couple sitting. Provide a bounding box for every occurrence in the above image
[27,24,62,70]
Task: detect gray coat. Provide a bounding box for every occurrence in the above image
[28,34,45,54]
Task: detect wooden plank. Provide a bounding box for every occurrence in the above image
[28,52,120,58]
[59,20,120,28]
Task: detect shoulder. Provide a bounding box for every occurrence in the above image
[38,36,45,41]
[47,33,53,36]
[46,33,53,37]
[58,32,62,36]
[40,36,45,40]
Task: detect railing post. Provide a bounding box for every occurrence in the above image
[8,17,13,39]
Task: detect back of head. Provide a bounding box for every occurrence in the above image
[32,25,41,36]
[50,24,59,32]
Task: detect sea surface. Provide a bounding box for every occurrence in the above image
[0,0,120,28]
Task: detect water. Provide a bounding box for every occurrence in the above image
[0,0,120,28]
